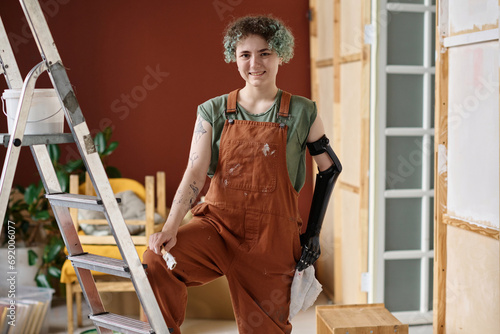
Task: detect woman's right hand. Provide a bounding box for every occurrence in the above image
[148,227,178,255]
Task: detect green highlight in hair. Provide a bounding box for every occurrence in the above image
[223,16,295,63]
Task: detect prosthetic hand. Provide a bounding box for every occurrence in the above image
[297,135,342,271]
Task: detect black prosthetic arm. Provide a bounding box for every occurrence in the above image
[296,135,342,271]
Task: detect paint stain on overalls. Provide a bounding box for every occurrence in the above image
[143,89,302,334]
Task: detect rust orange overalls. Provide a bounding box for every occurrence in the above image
[143,89,303,334]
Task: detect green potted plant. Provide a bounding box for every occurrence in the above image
[4,181,65,288]
[1,126,121,289]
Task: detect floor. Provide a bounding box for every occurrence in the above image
[48,293,433,334]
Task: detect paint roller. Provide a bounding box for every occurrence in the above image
[161,248,177,270]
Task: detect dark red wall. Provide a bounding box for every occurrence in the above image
[0,0,313,221]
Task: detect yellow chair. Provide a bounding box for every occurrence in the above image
[60,172,167,334]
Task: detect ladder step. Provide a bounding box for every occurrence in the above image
[68,253,133,278]
[89,312,154,334]
[45,193,121,211]
[1,133,74,147]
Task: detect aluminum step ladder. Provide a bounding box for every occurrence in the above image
[0,1,169,333]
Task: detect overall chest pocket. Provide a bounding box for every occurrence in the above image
[222,140,278,193]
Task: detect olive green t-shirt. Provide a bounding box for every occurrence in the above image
[197,90,317,193]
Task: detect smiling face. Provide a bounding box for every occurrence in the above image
[235,34,282,90]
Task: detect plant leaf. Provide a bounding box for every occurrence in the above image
[20,220,30,234]
[35,273,51,288]
[102,141,119,156]
[11,199,26,210]
[94,132,106,155]
[106,166,122,178]
[24,184,39,205]
[34,210,50,221]
[35,181,45,201]
[28,249,38,266]
[64,159,84,173]
[103,126,113,142]
[47,266,61,278]
[56,170,69,192]
[43,240,63,263]
[47,144,60,163]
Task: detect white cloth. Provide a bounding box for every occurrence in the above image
[288,266,322,320]
[162,251,177,270]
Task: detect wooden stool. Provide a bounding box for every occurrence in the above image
[316,304,409,334]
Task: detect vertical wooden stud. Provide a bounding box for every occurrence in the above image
[434,1,448,332]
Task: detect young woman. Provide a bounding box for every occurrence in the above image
[144,15,341,334]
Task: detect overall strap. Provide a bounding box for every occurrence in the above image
[227,89,292,118]
[226,89,239,114]
[278,91,292,118]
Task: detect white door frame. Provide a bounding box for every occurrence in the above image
[368,0,435,325]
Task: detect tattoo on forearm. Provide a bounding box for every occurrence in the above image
[189,181,199,205]
[194,116,207,143]
[173,189,183,205]
[172,181,200,208]
[189,152,199,168]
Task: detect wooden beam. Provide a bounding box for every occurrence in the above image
[69,174,79,230]
[156,171,167,219]
[145,175,155,246]
[444,28,499,48]
[443,214,499,240]
[434,0,448,331]
[316,58,333,68]
[85,172,93,196]
[333,0,343,305]
[316,53,362,69]
[341,52,363,64]
[357,0,371,304]
[449,24,499,38]
[310,0,319,102]
[338,181,360,194]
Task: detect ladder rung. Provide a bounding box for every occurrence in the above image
[89,312,154,334]
[1,133,74,147]
[68,253,132,278]
[45,193,121,211]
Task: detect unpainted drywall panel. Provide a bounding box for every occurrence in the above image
[341,189,361,304]
[447,41,499,229]
[340,61,362,187]
[317,0,334,61]
[340,0,362,56]
[316,66,335,296]
[318,67,335,136]
[448,0,498,35]
[445,226,500,332]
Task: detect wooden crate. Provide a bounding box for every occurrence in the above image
[316,304,409,334]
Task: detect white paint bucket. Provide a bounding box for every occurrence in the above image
[2,88,64,135]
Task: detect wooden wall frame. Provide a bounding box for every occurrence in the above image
[309,0,371,304]
[434,1,500,333]
[434,1,449,331]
